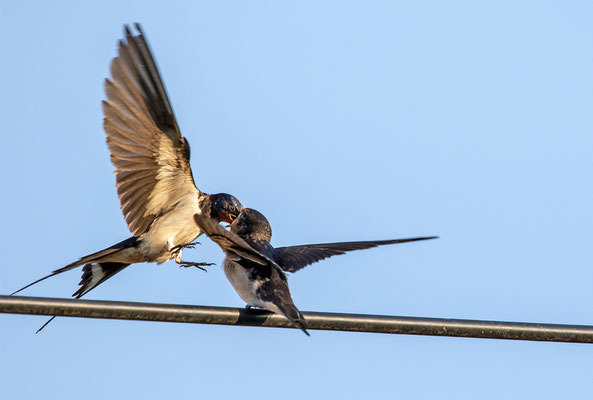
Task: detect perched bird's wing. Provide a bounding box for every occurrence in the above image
[103,24,200,236]
[275,236,438,272]
[193,214,281,270]
[194,214,308,335]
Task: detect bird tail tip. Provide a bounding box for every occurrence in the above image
[297,320,310,336]
[293,313,310,336]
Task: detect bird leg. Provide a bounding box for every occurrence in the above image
[170,241,201,253]
[169,241,213,272]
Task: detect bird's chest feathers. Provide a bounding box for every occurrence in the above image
[139,200,201,261]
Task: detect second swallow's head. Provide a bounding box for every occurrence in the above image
[231,208,272,241]
[210,193,243,224]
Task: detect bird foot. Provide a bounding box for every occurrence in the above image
[178,261,215,272]
[171,241,201,254]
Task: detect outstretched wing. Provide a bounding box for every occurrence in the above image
[103,24,200,236]
[275,236,438,272]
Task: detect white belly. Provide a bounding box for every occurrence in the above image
[139,199,202,263]
[223,259,283,314]
[224,259,264,307]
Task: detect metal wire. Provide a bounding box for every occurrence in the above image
[2,295,592,343]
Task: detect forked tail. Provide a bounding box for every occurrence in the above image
[10,237,139,332]
[35,262,130,333]
[11,237,138,296]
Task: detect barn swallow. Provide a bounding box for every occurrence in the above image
[12,24,243,330]
[194,209,437,335]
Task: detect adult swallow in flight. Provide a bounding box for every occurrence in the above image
[12,24,243,329]
[194,209,437,335]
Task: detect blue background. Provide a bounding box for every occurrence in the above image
[2,1,592,398]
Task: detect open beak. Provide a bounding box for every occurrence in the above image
[225,213,237,228]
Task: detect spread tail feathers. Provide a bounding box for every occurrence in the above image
[73,262,130,298]
[35,262,130,333]
[10,237,139,333]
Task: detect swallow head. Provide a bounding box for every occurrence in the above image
[230,208,272,241]
[210,193,244,224]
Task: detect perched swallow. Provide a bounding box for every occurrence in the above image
[12,24,243,329]
[194,209,437,335]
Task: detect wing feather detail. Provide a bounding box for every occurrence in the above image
[103,24,200,236]
[275,237,438,272]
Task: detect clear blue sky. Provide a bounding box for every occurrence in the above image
[2,1,592,399]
